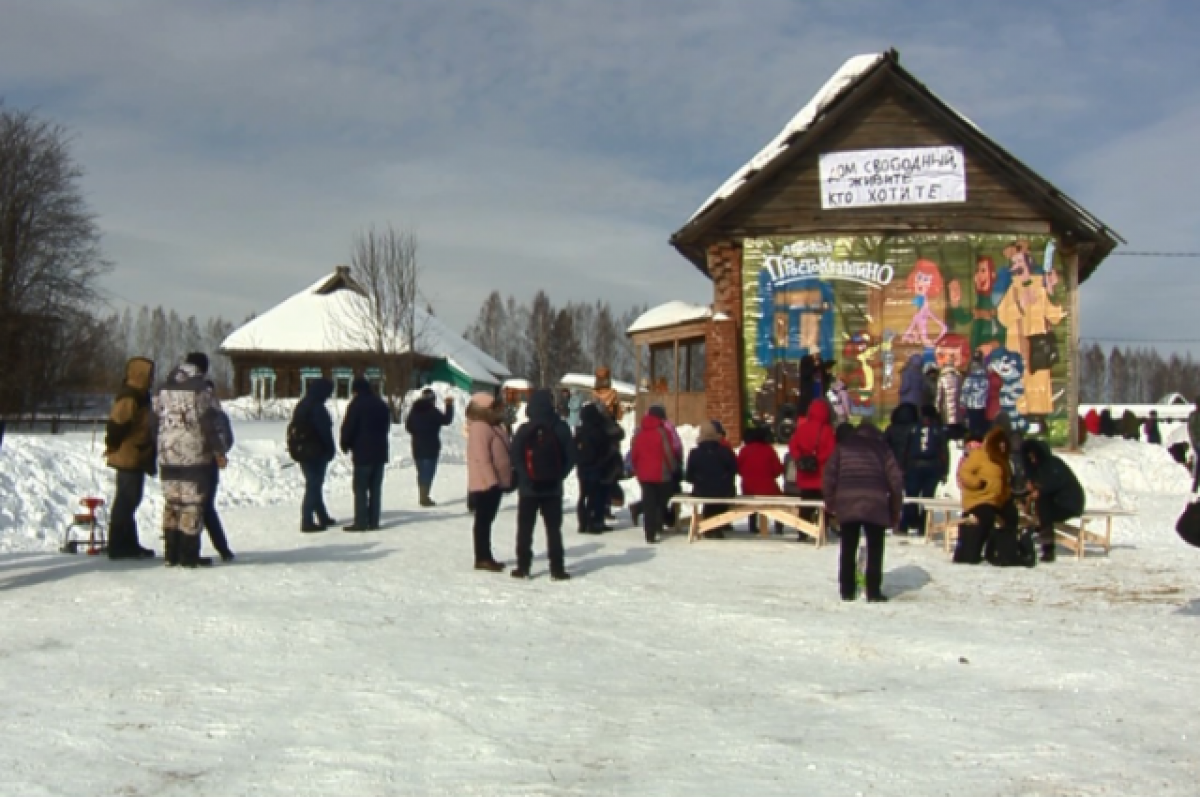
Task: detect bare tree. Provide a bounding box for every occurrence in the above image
[0,102,110,413]
[330,225,423,418]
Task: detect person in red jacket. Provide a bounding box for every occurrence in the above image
[985,367,1003,423]
[788,399,836,532]
[738,425,783,534]
[631,409,680,544]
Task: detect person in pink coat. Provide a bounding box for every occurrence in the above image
[466,392,514,572]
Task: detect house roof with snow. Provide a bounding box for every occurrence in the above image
[670,49,1122,282]
[626,301,712,335]
[560,373,637,398]
[220,267,511,386]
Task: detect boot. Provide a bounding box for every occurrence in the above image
[630,502,642,528]
[1041,543,1056,563]
[180,534,213,569]
[164,529,181,567]
[550,569,572,582]
[418,482,435,508]
[474,559,505,573]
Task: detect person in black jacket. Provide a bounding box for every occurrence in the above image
[897,405,949,536]
[685,420,738,538]
[574,403,616,534]
[1145,410,1163,446]
[292,377,337,532]
[340,377,392,531]
[1023,439,1085,563]
[405,387,455,507]
[509,388,576,580]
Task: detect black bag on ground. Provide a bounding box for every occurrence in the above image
[1176,501,1200,548]
[523,422,564,489]
[986,527,1037,568]
[953,519,988,564]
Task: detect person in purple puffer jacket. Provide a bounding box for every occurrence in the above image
[823,420,905,603]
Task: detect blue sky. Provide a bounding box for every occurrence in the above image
[2,0,1198,349]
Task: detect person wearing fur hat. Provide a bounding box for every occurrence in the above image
[340,376,392,531]
[465,392,513,571]
[684,420,738,538]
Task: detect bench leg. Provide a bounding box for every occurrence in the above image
[688,509,700,543]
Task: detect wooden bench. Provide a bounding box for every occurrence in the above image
[908,497,969,552]
[669,496,828,546]
[1053,508,1136,559]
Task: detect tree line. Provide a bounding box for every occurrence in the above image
[464,290,647,387]
[1079,343,1200,405]
[93,307,238,394]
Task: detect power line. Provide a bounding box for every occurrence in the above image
[1082,336,1200,344]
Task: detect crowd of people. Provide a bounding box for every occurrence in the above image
[98,351,1134,596]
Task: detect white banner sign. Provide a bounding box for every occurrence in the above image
[819,146,966,209]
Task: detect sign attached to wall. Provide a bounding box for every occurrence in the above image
[819,146,967,209]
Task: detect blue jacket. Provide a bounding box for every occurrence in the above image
[292,378,336,463]
[511,388,575,497]
[340,378,392,466]
[405,395,454,460]
[960,362,989,411]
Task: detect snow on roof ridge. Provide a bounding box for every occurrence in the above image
[687,52,885,223]
[627,300,712,334]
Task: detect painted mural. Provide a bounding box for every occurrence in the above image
[742,233,1072,442]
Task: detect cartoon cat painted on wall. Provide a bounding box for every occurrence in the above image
[987,347,1027,432]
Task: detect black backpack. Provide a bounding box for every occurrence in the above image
[287,411,320,463]
[524,422,564,488]
[1176,500,1200,548]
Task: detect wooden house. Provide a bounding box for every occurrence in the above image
[669,49,1122,446]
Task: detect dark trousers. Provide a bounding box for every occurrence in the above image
[203,462,232,556]
[639,481,673,540]
[966,408,989,438]
[300,459,331,526]
[580,476,609,528]
[798,487,824,528]
[839,521,886,598]
[416,458,438,487]
[1035,496,1078,546]
[109,469,146,554]
[353,462,386,528]
[516,494,565,573]
[472,487,503,563]
[901,468,941,533]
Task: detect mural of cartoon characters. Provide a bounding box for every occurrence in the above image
[880,329,896,390]
[841,331,877,413]
[996,240,1064,419]
[901,259,948,348]
[948,255,1006,357]
[934,333,970,370]
[987,347,1027,432]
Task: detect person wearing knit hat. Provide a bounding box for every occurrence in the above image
[684,420,738,538]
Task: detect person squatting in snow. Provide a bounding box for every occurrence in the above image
[155,353,232,568]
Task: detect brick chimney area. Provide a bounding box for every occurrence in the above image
[704,242,744,445]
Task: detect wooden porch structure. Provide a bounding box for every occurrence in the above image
[630,317,708,427]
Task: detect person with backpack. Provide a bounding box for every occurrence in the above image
[405,387,455,507]
[103,356,159,560]
[823,421,904,602]
[956,427,1013,564]
[201,380,236,562]
[737,424,783,535]
[787,399,836,534]
[960,355,990,437]
[684,420,738,538]
[466,392,513,572]
[509,388,575,580]
[340,376,392,532]
[898,405,949,536]
[631,405,681,544]
[574,402,617,534]
[1023,439,1085,564]
[290,377,337,532]
[156,353,231,568]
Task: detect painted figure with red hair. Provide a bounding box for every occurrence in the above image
[901,258,947,348]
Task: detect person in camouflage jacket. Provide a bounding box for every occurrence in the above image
[155,353,231,568]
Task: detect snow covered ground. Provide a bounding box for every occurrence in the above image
[2,420,1200,795]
